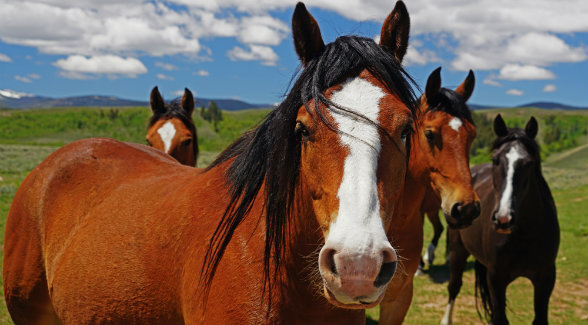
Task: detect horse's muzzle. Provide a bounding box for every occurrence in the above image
[444,201,481,229]
[492,211,514,234]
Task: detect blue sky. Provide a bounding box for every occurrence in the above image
[0,0,587,107]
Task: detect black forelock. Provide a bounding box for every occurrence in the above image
[492,127,541,161]
[425,88,474,124]
[200,35,419,303]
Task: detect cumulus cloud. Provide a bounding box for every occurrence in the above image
[14,75,32,83]
[157,73,174,80]
[0,53,11,62]
[506,89,524,96]
[543,84,557,93]
[483,78,502,87]
[54,55,148,78]
[155,62,178,71]
[497,64,555,81]
[195,70,210,76]
[228,45,278,66]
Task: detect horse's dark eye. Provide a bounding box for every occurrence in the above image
[295,121,310,140]
[401,124,412,144]
[424,130,435,142]
[492,157,499,165]
[183,138,192,146]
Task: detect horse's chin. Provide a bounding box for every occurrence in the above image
[323,285,385,309]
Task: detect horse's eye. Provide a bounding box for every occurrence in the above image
[491,157,499,165]
[295,121,310,140]
[424,130,435,142]
[401,124,413,144]
[183,138,192,146]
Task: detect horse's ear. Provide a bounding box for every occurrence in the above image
[456,70,475,102]
[525,116,538,139]
[292,2,325,66]
[150,86,166,114]
[379,0,410,64]
[493,114,508,138]
[182,88,195,117]
[425,67,442,106]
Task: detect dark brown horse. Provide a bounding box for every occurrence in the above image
[379,67,480,324]
[3,2,420,324]
[442,115,560,325]
[146,87,198,166]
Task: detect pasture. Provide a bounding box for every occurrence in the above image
[0,106,586,324]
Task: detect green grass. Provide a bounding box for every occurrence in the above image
[0,107,586,324]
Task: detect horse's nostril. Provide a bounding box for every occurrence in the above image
[321,248,338,276]
[373,261,397,287]
[451,203,461,219]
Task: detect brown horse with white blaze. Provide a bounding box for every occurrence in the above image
[3,2,419,324]
[379,67,481,324]
[146,87,199,166]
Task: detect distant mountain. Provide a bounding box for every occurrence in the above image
[516,102,586,110]
[0,89,272,111]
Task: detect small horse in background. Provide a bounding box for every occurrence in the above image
[379,67,480,324]
[146,86,198,166]
[3,2,419,324]
[442,115,560,325]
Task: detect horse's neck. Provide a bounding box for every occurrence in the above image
[516,169,557,228]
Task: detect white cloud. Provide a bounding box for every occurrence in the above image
[195,70,210,76]
[14,75,32,83]
[157,73,174,80]
[497,64,555,81]
[0,53,12,62]
[404,41,441,66]
[155,62,178,71]
[483,78,502,87]
[54,55,148,77]
[228,44,278,66]
[506,89,524,96]
[28,73,41,79]
[237,16,288,46]
[543,84,557,93]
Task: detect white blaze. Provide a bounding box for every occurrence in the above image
[157,121,176,153]
[449,117,463,131]
[325,76,392,254]
[497,145,523,220]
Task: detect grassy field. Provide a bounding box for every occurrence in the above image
[0,106,586,324]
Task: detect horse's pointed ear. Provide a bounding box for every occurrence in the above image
[379,0,410,64]
[456,70,475,102]
[292,2,325,66]
[182,88,195,117]
[525,116,538,139]
[493,114,508,138]
[425,67,442,106]
[150,86,166,114]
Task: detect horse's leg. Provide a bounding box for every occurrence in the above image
[423,209,443,266]
[486,270,509,325]
[531,264,556,325]
[441,230,469,325]
[3,185,61,324]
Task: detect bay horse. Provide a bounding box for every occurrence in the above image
[379,67,480,324]
[3,2,419,324]
[146,87,199,166]
[442,115,560,325]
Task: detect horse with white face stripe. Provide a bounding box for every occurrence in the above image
[146,87,198,166]
[443,115,560,325]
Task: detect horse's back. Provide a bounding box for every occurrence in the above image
[4,138,200,324]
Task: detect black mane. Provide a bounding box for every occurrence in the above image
[200,35,418,298]
[426,88,474,124]
[148,99,198,158]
